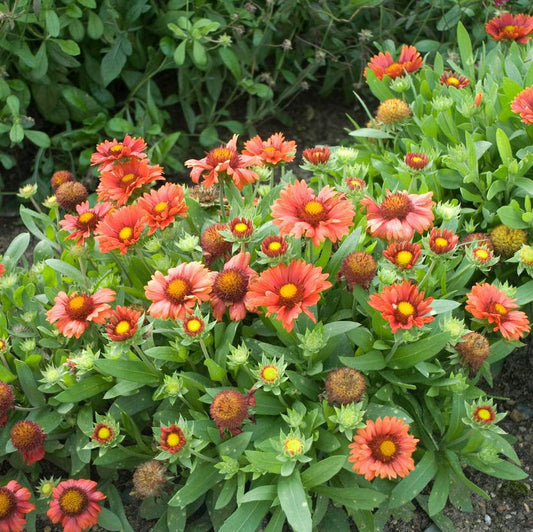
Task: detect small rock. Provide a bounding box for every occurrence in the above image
[525,502,530,514]
[510,409,527,422]
[497,504,507,514]
[484,514,492,526]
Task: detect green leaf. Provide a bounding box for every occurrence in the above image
[278,471,312,532]
[87,11,104,39]
[98,508,123,531]
[217,431,252,459]
[15,361,46,407]
[497,205,529,229]
[496,128,513,164]
[301,455,347,489]
[24,129,51,148]
[192,40,207,67]
[45,258,86,285]
[45,10,60,37]
[464,456,527,480]
[3,233,30,266]
[54,39,81,56]
[428,466,449,516]
[457,21,473,74]
[56,375,110,402]
[388,332,451,369]
[349,128,394,139]
[9,123,24,143]
[389,451,438,508]
[340,351,385,371]
[95,360,160,385]
[169,462,220,507]
[240,485,276,503]
[101,37,128,86]
[312,486,386,511]
[174,40,187,66]
[218,500,271,532]
[219,48,241,80]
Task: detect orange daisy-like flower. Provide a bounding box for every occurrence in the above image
[242,132,296,165]
[485,13,533,43]
[210,389,256,437]
[10,420,47,465]
[0,480,35,532]
[201,223,232,266]
[158,424,186,454]
[302,146,330,165]
[211,252,257,321]
[271,180,355,247]
[368,281,434,334]
[144,261,213,321]
[261,235,288,258]
[247,259,332,332]
[105,306,142,341]
[511,86,533,124]
[59,201,113,246]
[91,134,147,170]
[440,71,469,89]
[95,204,147,255]
[428,227,459,255]
[185,134,262,190]
[465,283,530,340]
[97,159,164,206]
[138,182,188,236]
[360,190,434,241]
[46,288,116,338]
[348,416,419,481]
[365,45,423,80]
[383,241,422,270]
[404,152,429,170]
[47,479,106,532]
[0,381,14,428]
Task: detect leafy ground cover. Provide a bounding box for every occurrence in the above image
[3,6,533,532]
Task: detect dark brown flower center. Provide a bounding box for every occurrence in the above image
[213,269,248,303]
[67,295,94,320]
[380,193,411,220]
[370,436,398,463]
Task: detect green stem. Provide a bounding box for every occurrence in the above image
[199,338,211,360]
[191,449,217,463]
[385,338,401,363]
[219,181,227,222]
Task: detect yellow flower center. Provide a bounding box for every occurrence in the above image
[474,249,489,260]
[435,237,448,248]
[40,482,54,496]
[115,320,131,335]
[476,408,492,421]
[167,279,188,301]
[216,270,245,294]
[186,318,202,332]
[268,241,281,251]
[397,301,415,317]
[411,156,422,163]
[379,439,396,457]
[211,147,234,163]
[396,250,413,266]
[494,303,507,315]
[59,488,87,515]
[264,146,276,154]
[0,489,14,518]
[119,226,133,240]
[279,283,298,299]
[261,365,279,383]
[384,62,404,78]
[78,212,94,224]
[121,173,136,184]
[284,437,303,455]
[381,193,411,220]
[110,143,124,153]
[503,25,517,35]
[304,200,324,216]
[69,295,86,311]
[447,76,460,86]
[154,201,167,213]
[97,426,111,440]
[166,432,181,447]
[234,222,249,233]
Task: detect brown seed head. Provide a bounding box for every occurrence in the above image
[325,367,366,405]
[55,181,88,211]
[455,332,490,375]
